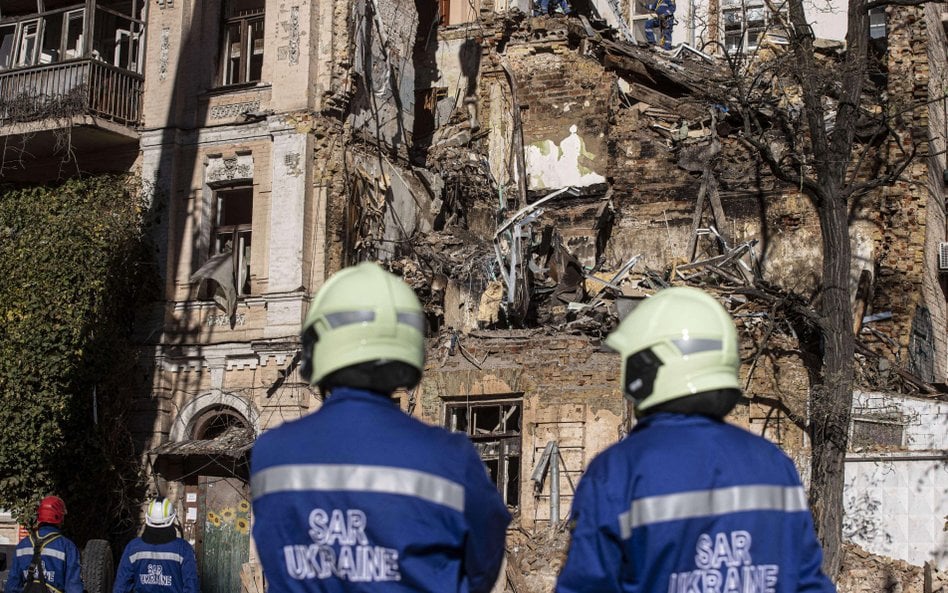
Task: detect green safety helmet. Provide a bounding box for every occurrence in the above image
[605,286,741,413]
[300,262,426,393]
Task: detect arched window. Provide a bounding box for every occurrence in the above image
[191,405,250,440]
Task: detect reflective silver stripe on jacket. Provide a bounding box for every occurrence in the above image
[618,484,807,539]
[252,464,465,513]
[16,548,66,561]
[128,551,184,564]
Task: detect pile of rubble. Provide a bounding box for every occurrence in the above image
[838,543,947,593]
[505,527,571,593]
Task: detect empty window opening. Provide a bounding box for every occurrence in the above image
[193,406,250,440]
[209,186,253,297]
[444,396,522,510]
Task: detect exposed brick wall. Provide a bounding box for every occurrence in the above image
[419,332,625,528]
[870,6,948,382]
[503,36,617,179]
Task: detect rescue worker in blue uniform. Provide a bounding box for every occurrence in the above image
[535,0,571,16]
[251,262,511,593]
[113,498,199,593]
[556,286,836,593]
[4,495,83,593]
[644,0,676,49]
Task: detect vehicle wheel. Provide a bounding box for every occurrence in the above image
[81,539,113,593]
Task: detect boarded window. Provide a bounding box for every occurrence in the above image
[850,418,904,450]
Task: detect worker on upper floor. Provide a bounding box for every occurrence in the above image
[535,0,572,16]
[556,286,836,593]
[5,495,83,593]
[250,261,511,593]
[644,0,676,50]
[113,498,199,593]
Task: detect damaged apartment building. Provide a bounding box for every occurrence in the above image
[1,0,947,590]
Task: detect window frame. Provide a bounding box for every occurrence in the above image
[211,186,254,298]
[443,395,523,509]
[219,2,265,87]
[721,0,783,54]
[14,19,41,68]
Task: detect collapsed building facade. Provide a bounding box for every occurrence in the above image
[0,0,947,590]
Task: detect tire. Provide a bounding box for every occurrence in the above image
[81,539,113,593]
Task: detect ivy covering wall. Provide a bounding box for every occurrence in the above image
[0,175,157,541]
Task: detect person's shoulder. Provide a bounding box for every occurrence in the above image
[252,413,314,457]
[59,535,80,551]
[580,437,633,481]
[418,420,478,452]
[717,421,800,466]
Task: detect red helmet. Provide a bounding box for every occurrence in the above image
[37,495,66,525]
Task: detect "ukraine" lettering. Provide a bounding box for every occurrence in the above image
[283,507,401,582]
[667,531,779,593]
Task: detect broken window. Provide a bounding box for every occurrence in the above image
[444,396,522,509]
[721,0,782,54]
[211,186,253,297]
[15,20,40,67]
[220,0,264,86]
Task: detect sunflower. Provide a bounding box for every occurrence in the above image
[235,518,250,534]
[207,512,221,527]
[238,500,250,512]
[221,507,236,522]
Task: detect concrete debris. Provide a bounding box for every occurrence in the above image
[505,528,570,593]
[837,543,948,593]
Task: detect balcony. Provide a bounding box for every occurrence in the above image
[0,1,145,167]
[0,59,143,125]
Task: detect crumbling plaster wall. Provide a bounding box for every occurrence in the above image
[503,35,614,192]
[418,333,625,529]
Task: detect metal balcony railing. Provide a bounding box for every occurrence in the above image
[0,59,143,126]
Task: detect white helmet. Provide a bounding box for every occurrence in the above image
[145,498,176,528]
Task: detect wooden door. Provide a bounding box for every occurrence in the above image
[199,476,251,593]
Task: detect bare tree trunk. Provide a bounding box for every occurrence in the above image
[809,189,856,579]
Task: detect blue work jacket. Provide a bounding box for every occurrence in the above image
[646,0,676,16]
[251,387,511,593]
[556,413,836,593]
[113,537,198,593]
[4,526,83,593]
